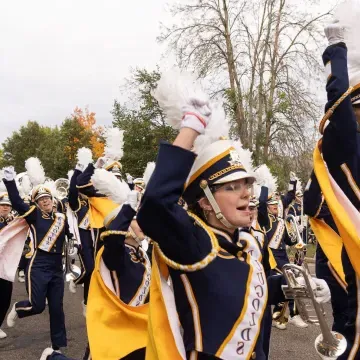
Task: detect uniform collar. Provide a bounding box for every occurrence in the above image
[206,224,239,244]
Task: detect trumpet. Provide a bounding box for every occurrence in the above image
[286,214,305,249]
[282,263,347,359]
[64,237,81,282]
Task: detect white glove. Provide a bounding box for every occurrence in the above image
[324,21,345,46]
[181,98,212,134]
[95,157,107,169]
[3,166,16,181]
[297,276,331,304]
[289,171,296,182]
[126,173,133,184]
[313,278,331,304]
[126,190,139,211]
[75,163,85,172]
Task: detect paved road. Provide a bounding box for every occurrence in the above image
[1,265,334,360]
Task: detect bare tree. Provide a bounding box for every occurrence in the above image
[159,0,332,177]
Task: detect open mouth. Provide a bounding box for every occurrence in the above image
[237,205,249,211]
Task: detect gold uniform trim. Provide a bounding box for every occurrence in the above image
[154,212,220,272]
[340,163,360,202]
[17,205,36,219]
[181,274,203,351]
[208,164,244,181]
[76,182,94,189]
[100,230,130,241]
[185,148,232,189]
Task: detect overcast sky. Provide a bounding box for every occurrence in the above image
[0,0,174,143]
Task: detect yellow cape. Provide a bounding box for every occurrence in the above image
[87,246,149,360]
[88,197,119,229]
[313,141,360,278]
[146,249,185,360]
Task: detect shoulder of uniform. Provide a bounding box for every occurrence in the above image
[17,205,37,219]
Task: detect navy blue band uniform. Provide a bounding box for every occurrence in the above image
[316,41,360,360]
[68,169,94,304]
[4,179,68,349]
[137,141,287,360]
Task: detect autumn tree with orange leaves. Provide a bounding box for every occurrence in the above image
[62,107,104,164]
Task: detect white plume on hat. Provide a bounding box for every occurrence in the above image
[232,140,254,176]
[103,128,124,161]
[25,157,46,187]
[77,147,93,168]
[152,68,209,129]
[335,1,360,92]
[91,169,130,205]
[43,179,57,198]
[143,162,155,187]
[254,164,278,197]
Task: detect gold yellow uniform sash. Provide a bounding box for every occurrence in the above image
[88,197,119,229]
[87,246,149,360]
[312,140,360,281]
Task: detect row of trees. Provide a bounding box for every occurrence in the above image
[0,108,104,180]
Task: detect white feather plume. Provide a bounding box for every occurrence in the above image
[21,175,33,196]
[232,140,254,176]
[290,172,303,193]
[67,170,74,181]
[76,147,93,168]
[25,157,46,186]
[91,169,130,205]
[0,170,5,193]
[254,164,278,195]
[104,128,124,161]
[143,162,155,186]
[152,68,209,129]
[44,179,57,198]
[193,102,230,154]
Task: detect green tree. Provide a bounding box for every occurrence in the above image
[112,68,177,177]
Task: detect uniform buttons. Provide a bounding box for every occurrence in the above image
[251,352,256,359]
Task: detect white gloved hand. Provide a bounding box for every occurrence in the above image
[297,276,331,304]
[95,157,107,169]
[289,171,296,182]
[3,166,16,181]
[313,278,331,304]
[75,163,85,172]
[127,190,139,211]
[324,21,345,46]
[126,173,133,184]
[181,98,212,134]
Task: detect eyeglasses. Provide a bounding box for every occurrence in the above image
[211,181,253,194]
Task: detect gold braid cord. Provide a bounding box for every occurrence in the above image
[319,87,354,134]
[154,212,220,272]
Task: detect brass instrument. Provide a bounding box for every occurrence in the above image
[64,237,81,282]
[55,178,70,200]
[282,263,347,359]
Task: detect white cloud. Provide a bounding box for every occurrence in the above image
[0,0,171,142]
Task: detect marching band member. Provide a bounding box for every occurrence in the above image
[3,166,75,354]
[76,128,125,254]
[258,185,308,330]
[68,148,94,316]
[287,189,307,266]
[136,70,329,360]
[0,192,14,339]
[39,189,149,360]
[311,17,360,358]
